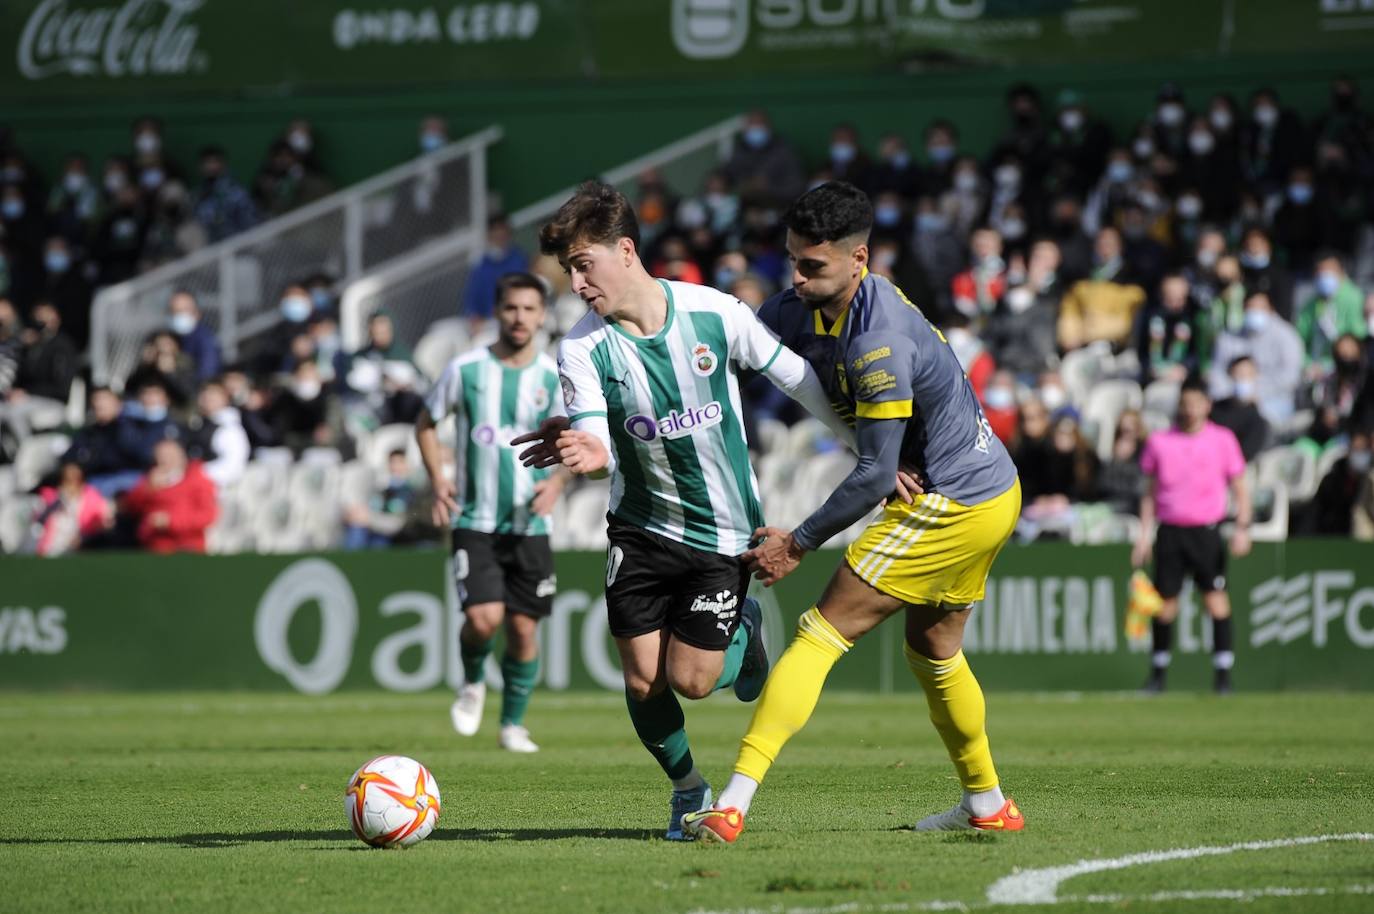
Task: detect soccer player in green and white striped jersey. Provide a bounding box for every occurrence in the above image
[417,272,567,754]
[514,182,856,840]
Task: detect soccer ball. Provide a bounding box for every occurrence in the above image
[344,755,441,848]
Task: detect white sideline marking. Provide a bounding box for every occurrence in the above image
[985,832,1374,905]
[681,833,1374,914]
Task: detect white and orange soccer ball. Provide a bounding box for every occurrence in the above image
[344,755,441,848]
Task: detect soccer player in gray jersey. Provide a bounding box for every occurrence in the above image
[417,273,567,753]
[513,182,873,841]
[686,182,1026,845]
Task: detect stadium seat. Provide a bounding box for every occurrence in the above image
[1143,379,1181,417]
[0,465,14,499]
[13,433,71,492]
[1059,342,1113,407]
[1249,483,1289,542]
[1083,380,1143,460]
[338,460,374,509]
[1315,445,1348,484]
[0,495,39,553]
[1257,446,1318,503]
[755,417,789,456]
[414,319,468,382]
[366,424,421,479]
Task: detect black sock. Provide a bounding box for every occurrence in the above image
[1151,619,1174,670]
[1212,616,1234,669]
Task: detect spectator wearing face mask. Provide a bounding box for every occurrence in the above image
[942,312,995,399]
[1047,90,1113,196]
[1180,114,1242,221]
[920,120,962,196]
[951,227,1007,326]
[823,123,871,189]
[723,110,805,207]
[140,179,207,272]
[269,360,333,455]
[991,83,1050,191]
[1044,195,1093,283]
[1297,253,1366,377]
[941,155,987,238]
[868,134,922,200]
[1208,356,1271,462]
[980,370,1020,444]
[253,141,331,217]
[1083,147,1140,237]
[1238,227,1294,321]
[121,438,218,554]
[1196,253,1248,370]
[1273,165,1326,274]
[1307,428,1374,539]
[870,191,910,246]
[221,365,279,452]
[1136,274,1202,386]
[462,214,529,325]
[1239,87,1308,196]
[1150,84,1191,160]
[1058,226,1147,351]
[988,239,1061,381]
[167,290,222,383]
[1118,200,1170,289]
[35,236,94,349]
[1207,292,1303,426]
[116,379,186,470]
[910,195,962,321]
[193,145,258,243]
[129,116,182,183]
[45,153,101,248]
[92,183,147,285]
[247,283,314,376]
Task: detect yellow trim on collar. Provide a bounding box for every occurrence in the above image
[855,398,913,420]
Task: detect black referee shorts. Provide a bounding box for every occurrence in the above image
[1153,523,1227,600]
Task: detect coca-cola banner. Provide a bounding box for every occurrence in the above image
[4,0,1370,101]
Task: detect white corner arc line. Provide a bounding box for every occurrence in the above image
[985,832,1374,905]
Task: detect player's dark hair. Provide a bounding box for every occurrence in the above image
[1180,373,1209,397]
[782,181,873,245]
[539,181,640,258]
[496,271,548,307]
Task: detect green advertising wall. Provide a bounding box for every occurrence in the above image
[3,1,1373,214]
[2,541,1371,693]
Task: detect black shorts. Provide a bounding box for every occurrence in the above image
[452,529,556,618]
[604,514,748,651]
[1153,523,1227,599]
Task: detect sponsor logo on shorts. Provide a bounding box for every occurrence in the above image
[690,589,740,634]
[623,401,725,442]
[536,576,557,598]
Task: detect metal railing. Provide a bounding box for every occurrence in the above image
[338,115,746,359]
[89,126,502,387]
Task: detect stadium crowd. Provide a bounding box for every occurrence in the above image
[3,79,1374,554]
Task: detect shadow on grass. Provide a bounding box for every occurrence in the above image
[0,827,658,848]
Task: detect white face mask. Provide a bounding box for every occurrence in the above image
[292,379,322,400]
[1040,385,1068,410]
[1351,450,1372,474]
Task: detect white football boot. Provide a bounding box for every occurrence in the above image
[499,724,540,753]
[450,682,486,736]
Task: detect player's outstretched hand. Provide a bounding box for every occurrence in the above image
[743,525,806,586]
[556,429,609,476]
[431,477,459,528]
[513,416,571,469]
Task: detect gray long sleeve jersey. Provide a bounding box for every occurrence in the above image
[757,271,1019,550]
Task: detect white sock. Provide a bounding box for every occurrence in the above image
[1152,651,1172,669]
[717,773,760,815]
[1213,650,1235,670]
[671,767,704,792]
[963,785,1005,818]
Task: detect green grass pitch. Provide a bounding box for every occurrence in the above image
[1,691,1371,913]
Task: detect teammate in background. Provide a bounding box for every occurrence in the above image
[416,272,568,753]
[1132,375,1251,694]
[685,182,1024,843]
[514,182,868,840]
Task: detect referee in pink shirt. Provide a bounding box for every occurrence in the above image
[1132,375,1253,693]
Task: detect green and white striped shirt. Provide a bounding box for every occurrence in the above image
[557,280,787,557]
[425,347,563,536]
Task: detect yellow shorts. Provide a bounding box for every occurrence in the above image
[844,479,1021,606]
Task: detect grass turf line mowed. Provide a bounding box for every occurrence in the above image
[1,692,1371,914]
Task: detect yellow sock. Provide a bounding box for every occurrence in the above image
[733,608,852,782]
[904,645,999,792]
